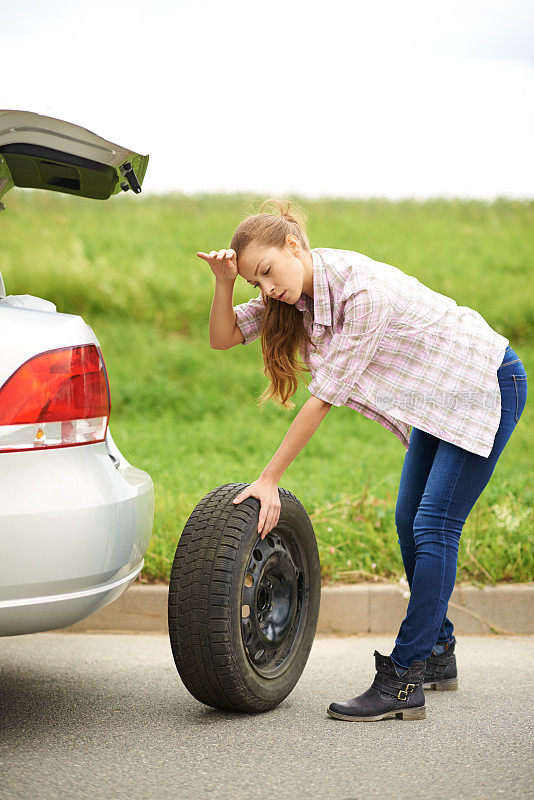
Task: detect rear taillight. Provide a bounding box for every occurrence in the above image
[0,344,110,453]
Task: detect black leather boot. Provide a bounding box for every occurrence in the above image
[327,650,427,722]
[423,635,458,690]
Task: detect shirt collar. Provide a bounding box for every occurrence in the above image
[294,249,332,327]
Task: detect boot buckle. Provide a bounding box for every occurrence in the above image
[398,683,416,700]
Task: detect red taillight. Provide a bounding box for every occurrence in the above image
[0,344,110,452]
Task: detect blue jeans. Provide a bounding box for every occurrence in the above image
[389,344,528,670]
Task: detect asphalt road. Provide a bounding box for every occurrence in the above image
[1,632,532,800]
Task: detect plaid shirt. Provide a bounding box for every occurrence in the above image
[233,248,509,457]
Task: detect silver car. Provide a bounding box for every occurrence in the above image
[0,110,154,637]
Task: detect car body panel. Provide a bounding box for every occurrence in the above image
[0,440,154,636]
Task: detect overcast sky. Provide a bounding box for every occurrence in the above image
[2,0,533,199]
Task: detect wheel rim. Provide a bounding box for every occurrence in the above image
[240,527,308,678]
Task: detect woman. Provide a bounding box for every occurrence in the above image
[197,199,527,722]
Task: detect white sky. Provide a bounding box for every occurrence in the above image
[2,0,533,199]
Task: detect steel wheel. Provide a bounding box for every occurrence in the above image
[241,528,308,679]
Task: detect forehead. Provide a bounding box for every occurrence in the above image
[239,243,276,278]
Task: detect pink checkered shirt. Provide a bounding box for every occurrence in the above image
[233,248,509,457]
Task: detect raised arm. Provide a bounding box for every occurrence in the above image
[197,248,244,349]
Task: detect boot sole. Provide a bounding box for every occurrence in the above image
[423,678,458,691]
[327,705,426,722]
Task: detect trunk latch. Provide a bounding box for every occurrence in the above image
[120,161,142,194]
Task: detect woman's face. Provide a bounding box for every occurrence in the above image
[238,235,309,304]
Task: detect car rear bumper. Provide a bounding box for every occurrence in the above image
[0,441,154,636]
[0,560,144,636]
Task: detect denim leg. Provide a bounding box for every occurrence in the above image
[394,426,453,649]
[391,445,467,669]
[390,348,528,669]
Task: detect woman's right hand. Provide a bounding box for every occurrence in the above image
[197,249,238,283]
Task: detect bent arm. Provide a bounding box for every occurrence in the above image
[259,396,332,483]
[209,279,242,349]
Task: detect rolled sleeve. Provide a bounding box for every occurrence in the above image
[234,293,265,345]
[307,368,350,406]
[307,287,392,406]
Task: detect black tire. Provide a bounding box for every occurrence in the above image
[168,482,321,713]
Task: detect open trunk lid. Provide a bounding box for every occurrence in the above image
[0,109,148,207]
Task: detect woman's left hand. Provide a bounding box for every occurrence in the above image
[232,478,281,539]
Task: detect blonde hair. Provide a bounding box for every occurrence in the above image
[230,199,316,410]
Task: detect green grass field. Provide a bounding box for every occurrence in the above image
[1,191,532,585]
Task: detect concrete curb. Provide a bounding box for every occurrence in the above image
[62,582,534,635]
